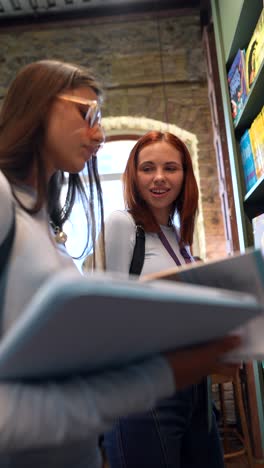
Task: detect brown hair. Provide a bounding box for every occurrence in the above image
[123,130,198,247]
[0,59,104,260]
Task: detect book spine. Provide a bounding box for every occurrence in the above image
[227,49,247,126]
[239,129,257,192]
[249,111,264,179]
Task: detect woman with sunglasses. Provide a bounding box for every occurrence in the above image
[0,60,239,468]
[101,131,228,468]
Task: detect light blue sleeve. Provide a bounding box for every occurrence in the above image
[105,210,136,274]
[0,356,175,450]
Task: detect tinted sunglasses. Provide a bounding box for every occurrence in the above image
[58,94,101,128]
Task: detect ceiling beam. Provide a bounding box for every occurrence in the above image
[0,0,200,25]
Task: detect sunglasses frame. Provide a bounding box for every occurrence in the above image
[58,93,101,128]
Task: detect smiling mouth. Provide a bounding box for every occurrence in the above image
[150,188,170,194]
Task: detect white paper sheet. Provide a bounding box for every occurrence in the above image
[142,248,264,360]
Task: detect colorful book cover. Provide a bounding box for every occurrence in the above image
[249,112,264,179]
[253,110,264,172]
[245,8,264,92]
[227,49,247,126]
[239,129,257,192]
[258,108,264,166]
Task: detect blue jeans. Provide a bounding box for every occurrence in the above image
[103,385,224,468]
[0,441,100,468]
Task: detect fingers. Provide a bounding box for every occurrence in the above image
[164,335,242,390]
[190,335,242,367]
[200,335,242,356]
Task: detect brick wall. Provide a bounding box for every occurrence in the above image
[0,10,227,259]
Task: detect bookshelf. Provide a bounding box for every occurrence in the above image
[235,59,264,132]
[211,0,263,251]
[211,0,264,458]
[225,1,263,67]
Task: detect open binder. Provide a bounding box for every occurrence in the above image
[0,267,260,381]
[142,248,264,360]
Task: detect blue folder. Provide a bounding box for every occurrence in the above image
[0,269,260,381]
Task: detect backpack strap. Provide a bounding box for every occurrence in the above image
[0,206,16,276]
[129,225,145,276]
[0,206,16,332]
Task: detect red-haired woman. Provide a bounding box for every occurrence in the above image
[102,131,225,468]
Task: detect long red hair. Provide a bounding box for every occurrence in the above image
[123,131,199,247]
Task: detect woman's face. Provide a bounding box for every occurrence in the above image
[136,140,184,225]
[43,86,104,178]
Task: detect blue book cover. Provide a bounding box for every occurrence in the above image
[239,129,257,192]
[227,49,247,126]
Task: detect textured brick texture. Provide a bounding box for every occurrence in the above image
[0,11,227,259]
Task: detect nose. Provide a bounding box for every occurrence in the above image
[87,124,105,149]
[153,170,165,183]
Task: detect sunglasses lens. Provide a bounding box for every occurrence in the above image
[95,108,101,125]
[85,105,101,128]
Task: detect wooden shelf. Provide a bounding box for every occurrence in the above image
[234,59,264,134]
[226,0,263,66]
[244,174,264,220]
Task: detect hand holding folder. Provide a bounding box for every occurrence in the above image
[165,335,241,390]
[0,267,258,382]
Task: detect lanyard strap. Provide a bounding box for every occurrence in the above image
[158,227,192,266]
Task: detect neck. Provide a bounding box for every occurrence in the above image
[152,209,171,226]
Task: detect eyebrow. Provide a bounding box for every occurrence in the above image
[139,160,182,166]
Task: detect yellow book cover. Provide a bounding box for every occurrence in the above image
[249,112,264,178]
[245,8,264,92]
[255,109,264,165]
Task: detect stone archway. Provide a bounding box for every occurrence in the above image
[102,116,206,259]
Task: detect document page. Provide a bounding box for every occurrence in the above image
[142,249,264,360]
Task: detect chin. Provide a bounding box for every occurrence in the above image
[67,161,87,174]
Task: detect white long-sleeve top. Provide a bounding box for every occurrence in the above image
[104,210,193,276]
[0,172,175,467]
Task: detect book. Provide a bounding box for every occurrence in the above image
[142,248,264,360]
[253,213,264,249]
[245,8,264,92]
[227,49,247,126]
[249,110,264,179]
[239,129,257,192]
[0,268,260,381]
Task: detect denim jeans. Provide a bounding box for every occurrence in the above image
[0,441,101,468]
[103,385,224,468]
